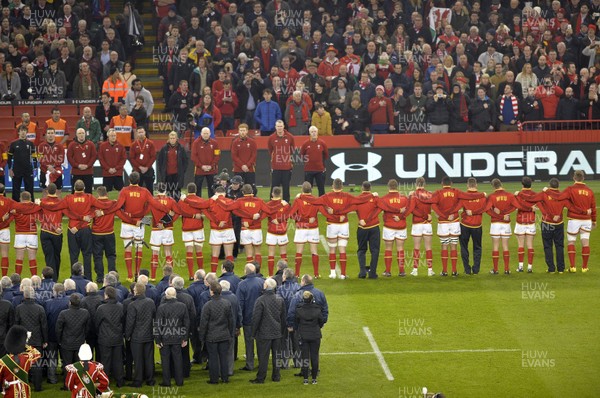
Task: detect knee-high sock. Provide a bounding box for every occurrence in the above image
[518,247,525,267]
[135,248,143,275]
[329,253,336,270]
[124,252,133,279]
[492,251,499,272]
[152,253,160,279]
[582,246,590,269]
[196,248,204,270]
[450,249,457,273]
[165,255,173,267]
[340,253,347,276]
[441,249,448,273]
[398,250,405,274]
[426,250,433,268]
[29,259,37,275]
[281,253,287,261]
[384,250,392,273]
[295,253,302,276]
[1,257,8,276]
[527,248,534,267]
[503,250,510,271]
[567,244,576,268]
[210,256,219,273]
[412,249,420,269]
[254,253,262,267]
[267,256,275,276]
[185,250,194,278]
[312,254,319,276]
[15,259,23,275]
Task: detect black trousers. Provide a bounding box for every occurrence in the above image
[304,171,326,197]
[71,174,93,194]
[92,233,116,283]
[194,174,215,198]
[459,224,482,274]
[206,340,230,383]
[125,340,133,380]
[236,172,257,194]
[165,174,181,200]
[242,325,254,370]
[271,169,291,203]
[40,231,62,281]
[541,222,565,272]
[30,345,43,391]
[99,344,124,385]
[160,344,183,386]
[103,176,124,192]
[12,174,34,201]
[59,347,78,383]
[232,216,242,258]
[40,173,63,190]
[68,228,93,280]
[300,338,321,380]
[182,339,191,377]
[44,342,58,383]
[140,169,155,193]
[357,227,381,277]
[255,338,281,382]
[131,341,155,385]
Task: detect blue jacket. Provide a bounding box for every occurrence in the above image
[287,284,328,328]
[236,273,264,326]
[277,279,300,312]
[145,285,160,307]
[187,280,208,313]
[70,275,90,295]
[219,272,241,294]
[44,295,70,343]
[221,291,242,329]
[254,100,282,132]
[156,275,170,296]
[40,278,55,292]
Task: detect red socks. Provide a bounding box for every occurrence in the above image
[412,249,420,269]
[312,254,319,276]
[152,253,159,279]
[384,250,392,273]
[340,253,347,276]
[29,260,37,276]
[426,250,433,268]
[135,249,143,275]
[492,251,499,272]
[398,250,405,274]
[503,250,510,271]
[196,249,203,270]
[268,256,275,276]
[254,253,262,266]
[527,249,534,267]
[1,257,8,276]
[567,244,576,267]
[295,253,302,275]
[518,247,525,264]
[450,249,457,273]
[124,252,133,279]
[329,253,336,270]
[441,249,448,273]
[582,246,590,269]
[210,256,218,273]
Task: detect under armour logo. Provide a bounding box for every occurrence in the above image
[330,152,382,182]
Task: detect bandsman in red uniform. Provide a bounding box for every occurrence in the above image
[303,178,370,279]
[148,184,179,279]
[129,128,157,193]
[351,181,381,279]
[98,129,127,192]
[37,128,64,190]
[288,182,321,277]
[231,124,257,194]
[409,177,435,276]
[65,343,109,398]
[191,127,221,198]
[0,325,42,398]
[67,128,97,194]
[300,126,329,197]
[265,187,291,276]
[544,170,596,272]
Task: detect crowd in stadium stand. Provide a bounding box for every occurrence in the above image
[1,0,600,134]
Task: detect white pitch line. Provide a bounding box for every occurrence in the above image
[363,326,394,381]
[321,348,521,356]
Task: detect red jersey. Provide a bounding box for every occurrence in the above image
[0,346,42,398]
[0,142,7,176]
[351,192,380,229]
[375,192,414,230]
[266,199,291,235]
[41,191,112,229]
[289,193,320,229]
[174,194,210,231]
[65,360,110,398]
[39,195,66,235]
[545,182,597,222]
[305,190,371,224]
[112,184,168,222]
[67,139,97,176]
[37,141,64,174]
[411,187,433,224]
[11,201,42,233]
[191,137,220,176]
[514,188,536,224]
[484,188,528,223]
[150,195,179,230]
[231,136,257,172]
[417,186,484,222]
[218,195,272,230]
[523,189,571,225]
[455,189,487,228]
[98,140,127,177]
[300,138,329,172]
[205,196,233,230]
[91,197,118,234]
[129,138,156,171]
[268,132,295,171]
[0,194,15,229]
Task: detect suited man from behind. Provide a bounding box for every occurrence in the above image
[125,282,156,387]
[80,282,103,361]
[219,279,242,378]
[156,287,189,387]
[236,263,264,372]
[56,294,90,387]
[95,286,124,387]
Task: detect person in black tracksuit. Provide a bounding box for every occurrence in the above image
[125,283,156,387]
[294,290,325,384]
[56,295,90,385]
[156,287,189,387]
[7,126,37,201]
[95,286,124,387]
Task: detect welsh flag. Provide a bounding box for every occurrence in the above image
[429,7,452,41]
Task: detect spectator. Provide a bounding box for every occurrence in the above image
[470,87,496,132]
[425,86,450,133]
[129,97,148,130]
[448,84,471,133]
[522,87,545,130]
[214,79,239,132]
[368,85,395,134]
[96,92,119,141]
[157,131,189,200]
[168,79,194,137]
[496,84,521,131]
[75,107,103,144]
[328,77,351,110]
[236,71,264,129]
[254,88,282,136]
[124,79,154,119]
[41,59,67,99]
[556,87,580,127]
[72,62,101,99]
[285,90,311,136]
[236,264,264,372]
[311,103,332,136]
[0,62,21,100]
[535,76,564,120]
[344,91,369,133]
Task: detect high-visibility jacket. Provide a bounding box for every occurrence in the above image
[102,78,128,103]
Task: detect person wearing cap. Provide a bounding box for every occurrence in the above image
[0,325,42,398]
[425,86,450,133]
[231,123,258,193]
[157,4,187,43]
[65,343,110,398]
[191,127,221,198]
[367,85,395,134]
[225,175,244,258]
[317,46,340,88]
[477,41,503,67]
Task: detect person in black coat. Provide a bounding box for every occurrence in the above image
[80,282,103,361]
[579,88,600,129]
[125,283,156,387]
[95,286,124,387]
[294,290,325,385]
[344,93,369,132]
[156,287,189,387]
[157,132,189,201]
[168,80,195,138]
[56,294,90,385]
[470,87,496,132]
[198,282,235,384]
[235,71,265,128]
[447,84,471,133]
[219,279,242,377]
[522,87,545,130]
[556,87,581,130]
[0,284,15,357]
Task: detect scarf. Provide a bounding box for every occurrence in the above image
[499,94,519,118]
[287,100,309,127]
[459,94,468,121]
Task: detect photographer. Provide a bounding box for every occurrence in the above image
[425,86,450,133]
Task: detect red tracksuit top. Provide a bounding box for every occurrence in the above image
[129,138,157,171]
[268,131,295,171]
[300,138,329,172]
[266,199,291,235]
[304,190,370,224]
[375,191,415,230]
[545,182,597,222]
[289,194,320,229]
[67,139,96,176]
[231,136,257,173]
[98,140,127,177]
[484,188,529,223]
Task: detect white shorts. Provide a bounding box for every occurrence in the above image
[437,222,461,237]
[514,223,537,235]
[240,229,263,245]
[209,228,236,245]
[567,219,592,240]
[182,230,205,245]
[411,223,433,237]
[14,234,38,249]
[120,223,145,242]
[326,222,350,239]
[0,228,10,244]
[266,232,289,246]
[150,229,174,247]
[490,222,512,237]
[382,227,407,241]
[294,228,320,244]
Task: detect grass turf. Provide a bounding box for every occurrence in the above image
[7,181,600,398]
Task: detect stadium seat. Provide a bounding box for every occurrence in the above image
[12,105,34,118]
[0,129,15,142]
[0,106,12,117]
[35,104,80,117]
[64,116,81,129]
[215,130,224,137]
